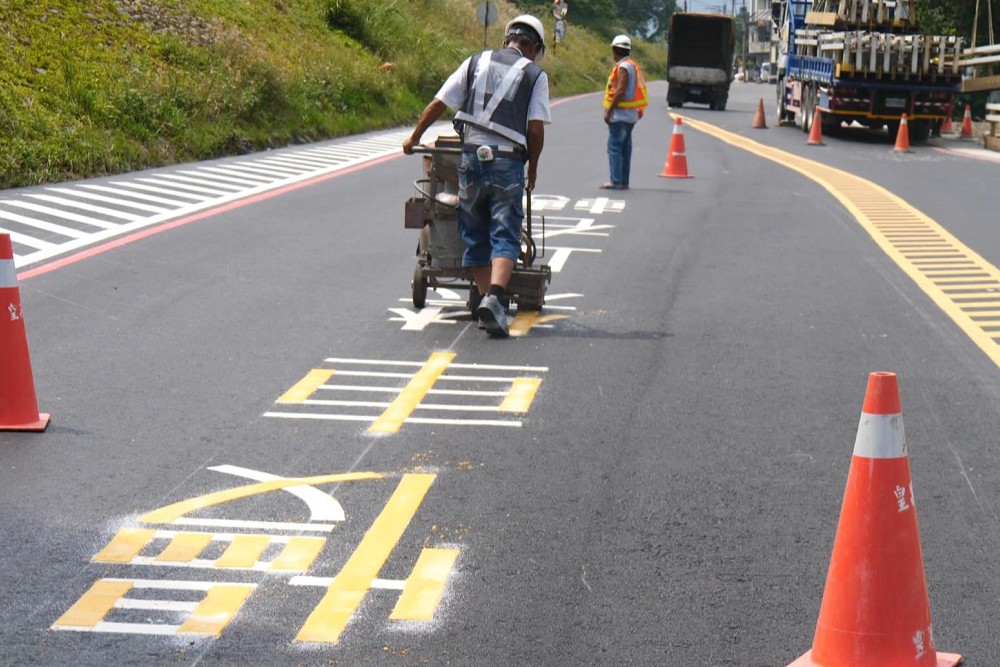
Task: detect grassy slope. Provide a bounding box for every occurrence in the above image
[0,0,666,189]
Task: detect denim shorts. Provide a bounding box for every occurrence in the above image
[457,154,525,267]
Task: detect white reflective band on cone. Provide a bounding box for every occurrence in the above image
[853,413,907,459]
[0,259,16,288]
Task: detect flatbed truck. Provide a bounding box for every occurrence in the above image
[774,0,963,140]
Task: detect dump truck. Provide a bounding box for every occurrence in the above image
[667,12,737,110]
[773,0,963,140]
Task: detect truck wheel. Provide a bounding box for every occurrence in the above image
[776,80,787,124]
[801,85,814,134]
[715,93,728,111]
[909,119,931,142]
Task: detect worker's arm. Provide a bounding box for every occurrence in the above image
[525,119,544,192]
[603,65,630,124]
[403,99,448,154]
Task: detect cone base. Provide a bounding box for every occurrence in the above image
[0,413,51,432]
[657,173,693,179]
[787,649,962,667]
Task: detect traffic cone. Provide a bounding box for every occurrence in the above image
[807,109,825,146]
[752,97,768,128]
[787,372,961,667]
[658,117,692,179]
[0,233,50,431]
[940,103,954,134]
[959,105,974,139]
[894,113,913,153]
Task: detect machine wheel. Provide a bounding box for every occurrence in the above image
[518,299,542,312]
[412,263,428,309]
[715,92,728,111]
[467,286,483,313]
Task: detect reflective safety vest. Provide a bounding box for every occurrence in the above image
[603,58,648,115]
[454,48,543,148]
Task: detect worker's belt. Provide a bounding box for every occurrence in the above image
[461,144,527,162]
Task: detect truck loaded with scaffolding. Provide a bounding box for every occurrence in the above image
[773,0,964,140]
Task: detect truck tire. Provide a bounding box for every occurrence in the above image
[715,92,728,111]
[909,119,931,142]
[776,80,788,125]
[801,84,815,134]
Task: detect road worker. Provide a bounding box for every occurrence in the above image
[601,34,648,190]
[403,15,552,338]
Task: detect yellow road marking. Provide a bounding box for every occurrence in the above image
[156,532,213,562]
[295,473,436,644]
[509,311,570,337]
[51,579,133,629]
[368,352,455,434]
[270,536,327,572]
[215,535,272,569]
[389,547,459,621]
[277,369,334,403]
[177,584,255,637]
[679,114,1000,370]
[93,528,156,563]
[139,471,382,525]
[499,378,542,413]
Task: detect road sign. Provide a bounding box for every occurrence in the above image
[476,1,498,26]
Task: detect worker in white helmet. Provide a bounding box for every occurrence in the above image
[601,34,648,190]
[403,15,551,338]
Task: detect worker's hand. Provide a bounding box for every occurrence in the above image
[526,166,537,192]
[402,137,418,155]
[603,108,612,125]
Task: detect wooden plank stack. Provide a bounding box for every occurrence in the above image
[794,0,963,78]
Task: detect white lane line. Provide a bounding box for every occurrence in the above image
[108,181,212,201]
[250,157,314,172]
[226,161,301,177]
[263,412,521,427]
[300,399,504,412]
[24,194,142,221]
[208,464,346,523]
[79,184,192,207]
[0,210,89,238]
[264,155,335,169]
[203,163,285,180]
[172,517,336,532]
[133,177,231,197]
[46,187,170,213]
[115,599,199,613]
[151,174,243,192]
[179,167,273,185]
[2,200,124,229]
[320,385,508,397]
[0,227,56,250]
[322,357,548,371]
[290,575,406,590]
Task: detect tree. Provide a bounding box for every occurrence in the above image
[615,0,678,39]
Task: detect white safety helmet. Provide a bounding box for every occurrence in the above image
[505,14,546,63]
[611,34,632,51]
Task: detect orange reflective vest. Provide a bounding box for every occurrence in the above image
[603,58,648,115]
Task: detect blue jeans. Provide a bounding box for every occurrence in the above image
[457,154,524,267]
[607,121,634,187]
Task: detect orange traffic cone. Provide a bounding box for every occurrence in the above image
[752,97,768,129]
[894,113,913,153]
[787,372,961,667]
[0,234,50,431]
[658,117,692,179]
[940,103,954,134]
[959,105,974,139]
[807,109,825,146]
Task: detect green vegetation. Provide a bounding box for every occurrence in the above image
[0,0,666,189]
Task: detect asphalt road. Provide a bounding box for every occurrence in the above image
[3,79,1000,666]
